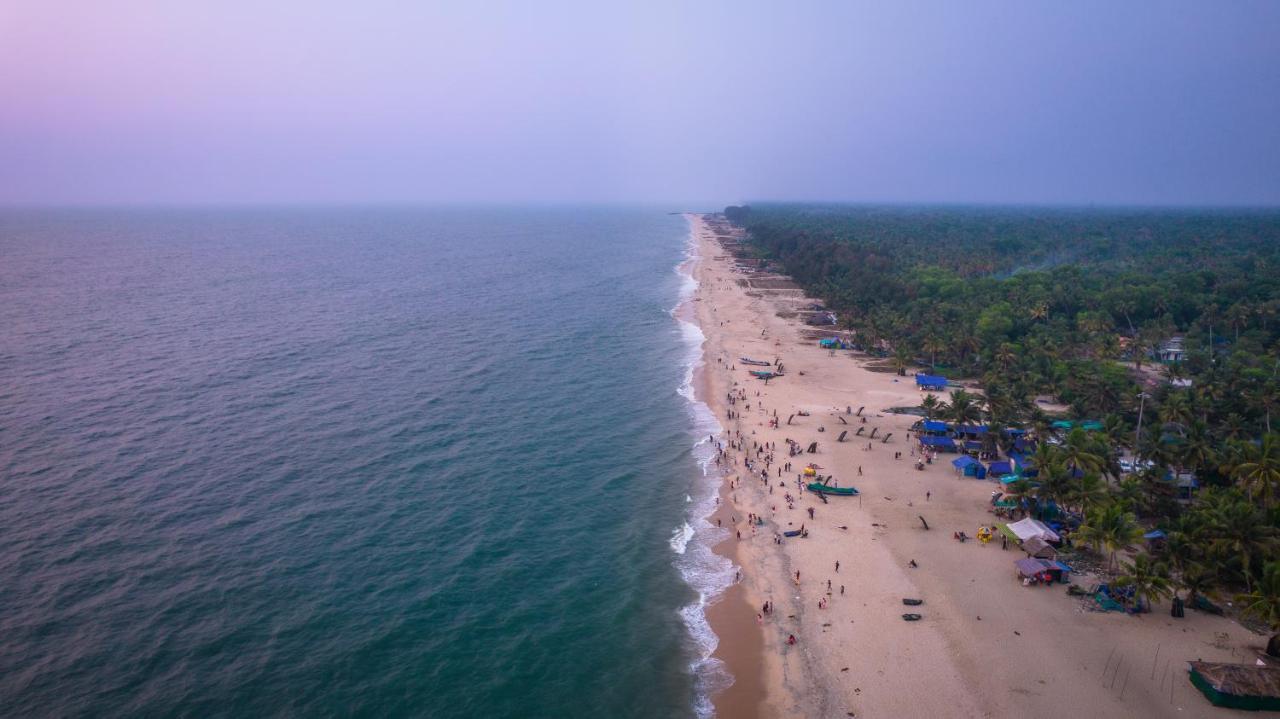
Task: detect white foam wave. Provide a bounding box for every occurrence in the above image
[670,521,695,555]
[669,216,736,719]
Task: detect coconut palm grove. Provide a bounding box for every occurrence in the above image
[727,203,1280,652]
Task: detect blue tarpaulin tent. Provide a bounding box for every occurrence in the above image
[988,460,1013,476]
[952,455,986,478]
[956,424,988,436]
[915,374,948,390]
[921,420,949,433]
[919,435,957,452]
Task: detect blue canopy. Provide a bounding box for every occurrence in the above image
[952,455,980,469]
[1000,474,1023,485]
[956,424,988,435]
[988,461,1013,475]
[1144,530,1167,540]
[921,420,949,433]
[915,374,948,389]
[1002,428,1027,436]
[919,436,957,450]
[964,440,983,451]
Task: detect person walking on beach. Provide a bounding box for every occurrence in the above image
[834,560,839,572]
[926,491,931,502]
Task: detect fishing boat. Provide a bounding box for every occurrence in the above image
[750,370,780,380]
[807,482,858,496]
[740,357,771,366]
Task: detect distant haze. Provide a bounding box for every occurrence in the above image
[2,1,1278,206]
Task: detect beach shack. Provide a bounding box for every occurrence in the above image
[919,420,949,436]
[951,455,987,478]
[915,373,948,391]
[987,460,1013,477]
[1188,661,1280,711]
[1003,517,1060,543]
[1022,536,1057,559]
[1013,557,1072,585]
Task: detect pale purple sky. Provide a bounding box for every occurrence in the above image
[2,1,1278,205]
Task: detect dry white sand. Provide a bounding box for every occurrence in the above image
[688,213,1265,719]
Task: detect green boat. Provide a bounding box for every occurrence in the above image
[1188,661,1280,711]
[807,482,858,496]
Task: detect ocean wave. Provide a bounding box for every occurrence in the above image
[670,217,735,719]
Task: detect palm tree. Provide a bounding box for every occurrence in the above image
[1035,459,1075,512]
[923,335,947,372]
[1003,479,1035,518]
[947,389,982,425]
[1071,473,1111,524]
[891,346,911,376]
[1158,392,1194,428]
[1114,554,1173,613]
[994,343,1017,371]
[917,394,939,420]
[1163,521,1216,606]
[1235,562,1280,657]
[1077,501,1143,573]
[1177,421,1217,477]
[1061,428,1107,476]
[1232,433,1280,510]
[1102,414,1130,452]
[1029,302,1049,323]
[1208,498,1278,592]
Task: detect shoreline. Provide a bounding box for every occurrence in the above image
[684,212,1262,718]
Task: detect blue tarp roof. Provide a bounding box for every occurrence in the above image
[921,420,949,432]
[964,440,983,450]
[915,373,948,387]
[988,461,1013,475]
[956,424,988,434]
[952,455,979,469]
[1144,530,1167,540]
[1002,428,1027,435]
[919,436,956,448]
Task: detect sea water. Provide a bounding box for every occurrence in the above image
[0,207,731,718]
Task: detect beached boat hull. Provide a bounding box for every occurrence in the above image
[807,482,857,496]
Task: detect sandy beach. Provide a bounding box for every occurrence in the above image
[686,213,1267,718]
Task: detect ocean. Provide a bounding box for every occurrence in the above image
[0,207,731,718]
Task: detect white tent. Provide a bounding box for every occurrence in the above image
[1006,517,1061,543]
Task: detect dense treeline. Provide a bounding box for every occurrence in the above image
[728,204,1280,638]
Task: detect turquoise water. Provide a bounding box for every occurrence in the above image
[0,208,728,717]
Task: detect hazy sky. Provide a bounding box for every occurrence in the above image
[2,1,1278,205]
